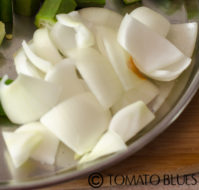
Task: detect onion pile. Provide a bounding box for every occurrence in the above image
[0,6,197,168]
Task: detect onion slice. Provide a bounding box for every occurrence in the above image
[0,74,62,124]
[118,14,191,81]
[41,92,111,155]
[45,59,86,102]
[79,130,127,164]
[68,48,123,108]
[33,28,63,64]
[22,40,53,73]
[110,101,155,142]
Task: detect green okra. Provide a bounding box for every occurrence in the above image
[13,0,42,17]
[122,0,141,5]
[75,0,105,8]
[35,0,77,28]
[0,0,13,39]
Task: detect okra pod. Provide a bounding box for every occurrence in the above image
[35,0,77,28]
[75,0,105,8]
[122,0,141,5]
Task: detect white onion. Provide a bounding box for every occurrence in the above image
[14,49,44,79]
[57,12,95,48]
[67,48,123,108]
[109,101,155,142]
[79,7,123,31]
[16,122,59,165]
[33,28,63,64]
[111,80,159,114]
[45,59,86,102]
[118,14,191,81]
[130,6,170,37]
[0,74,62,124]
[79,130,127,164]
[22,40,53,73]
[167,22,198,57]
[41,92,111,155]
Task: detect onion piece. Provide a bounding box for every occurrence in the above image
[0,74,62,124]
[33,28,63,64]
[14,49,44,79]
[2,130,42,168]
[45,59,86,102]
[130,6,170,37]
[109,101,155,142]
[57,12,95,48]
[96,26,147,91]
[118,14,191,81]
[79,130,127,164]
[111,80,159,114]
[41,92,111,155]
[79,7,123,31]
[167,22,198,57]
[16,122,59,165]
[67,48,123,108]
[50,22,77,57]
[22,40,53,73]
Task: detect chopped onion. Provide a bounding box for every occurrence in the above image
[50,22,77,57]
[0,74,62,124]
[16,122,59,165]
[14,49,44,79]
[130,6,170,37]
[2,130,42,168]
[109,101,155,142]
[79,7,123,31]
[118,14,191,81]
[67,48,123,108]
[41,92,111,155]
[33,28,63,64]
[167,22,198,57]
[111,80,159,114]
[57,12,95,48]
[45,59,86,102]
[22,40,53,73]
[79,130,127,164]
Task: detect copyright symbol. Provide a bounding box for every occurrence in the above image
[88,172,104,188]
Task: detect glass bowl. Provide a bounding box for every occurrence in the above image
[0,0,199,189]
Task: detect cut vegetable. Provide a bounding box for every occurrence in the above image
[33,28,63,64]
[35,0,77,28]
[75,0,105,8]
[57,12,95,48]
[13,0,42,16]
[111,80,159,114]
[167,23,198,57]
[2,130,42,168]
[96,26,146,90]
[16,122,59,165]
[0,74,62,124]
[0,21,5,45]
[45,59,86,102]
[14,49,44,79]
[118,14,191,81]
[0,0,13,39]
[123,0,141,5]
[110,101,155,142]
[41,92,111,155]
[22,40,53,73]
[79,7,123,31]
[68,48,123,108]
[79,130,127,164]
[50,22,77,57]
[130,6,170,37]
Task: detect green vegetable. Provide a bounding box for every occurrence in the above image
[0,0,13,39]
[13,0,42,17]
[122,0,141,5]
[75,0,105,8]
[184,0,199,20]
[0,21,5,45]
[35,0,77,28]
[0,78,13,117]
